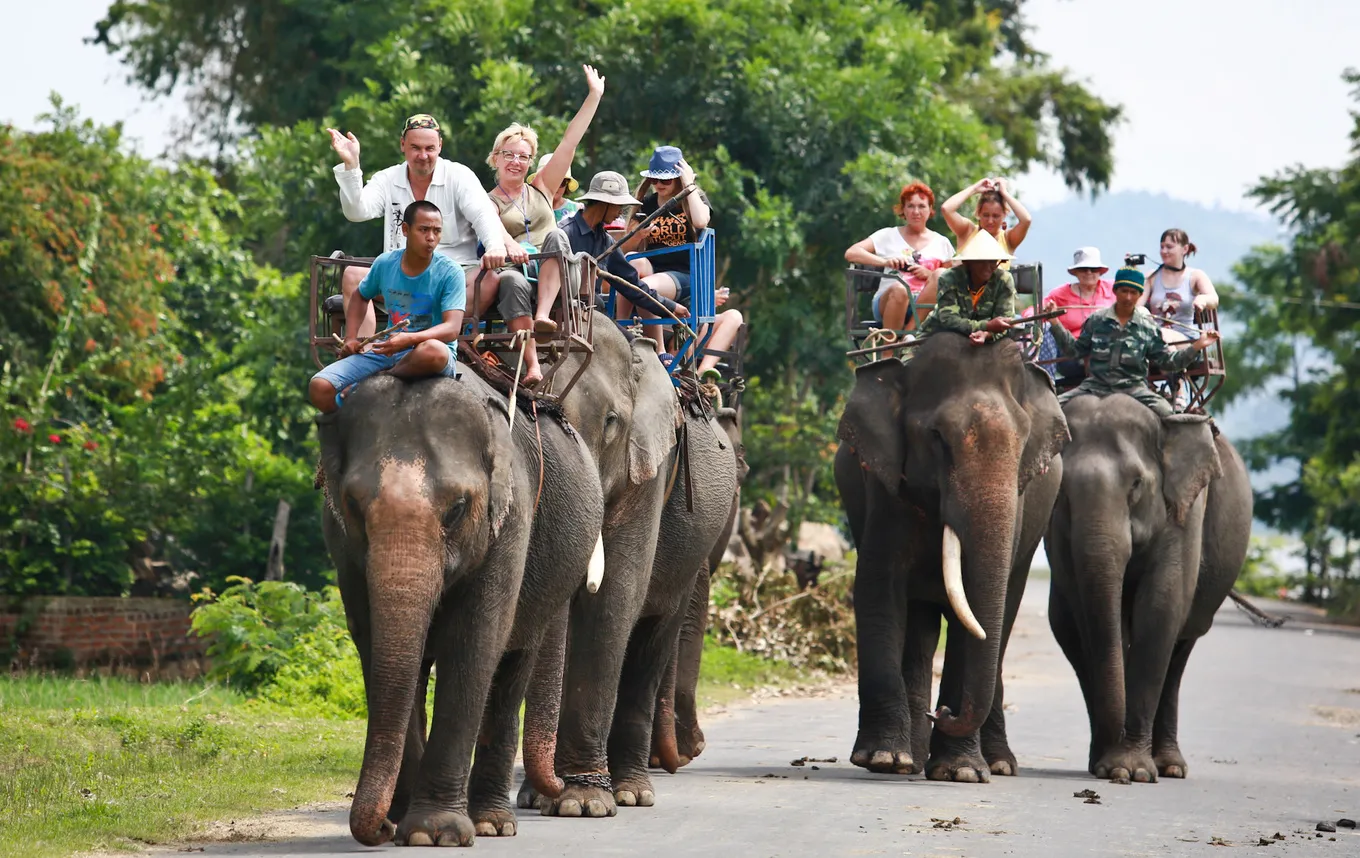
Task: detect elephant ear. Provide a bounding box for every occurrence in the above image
[315,411,346,514]
[627,338,681,485]
[1016,362,1070,493]
[837,360,908,496]
[1161,415,1222,526]
[483,396,517,539]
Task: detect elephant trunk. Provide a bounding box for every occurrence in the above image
[349,525,442,846]
[652,638,681,774]
[522,604,567,799]
[932,448,1018,738]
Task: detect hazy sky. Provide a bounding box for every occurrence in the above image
[3,0,1358,212]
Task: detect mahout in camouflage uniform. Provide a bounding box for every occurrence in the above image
[919,230,1016,344]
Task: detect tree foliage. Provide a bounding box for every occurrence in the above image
[1222,69,1360,608]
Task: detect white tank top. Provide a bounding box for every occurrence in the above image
[1147,268,1198,325]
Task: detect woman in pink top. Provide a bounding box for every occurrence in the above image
[1044,247,1115,381]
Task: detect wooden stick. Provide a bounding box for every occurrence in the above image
[595,184,696,263]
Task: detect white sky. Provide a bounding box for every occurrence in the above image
[1,0,1358,211]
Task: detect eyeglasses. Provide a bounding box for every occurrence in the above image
[498,151,533,163]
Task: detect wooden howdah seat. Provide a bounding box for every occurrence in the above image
[308,248,599,403]
[844,261,1045,364]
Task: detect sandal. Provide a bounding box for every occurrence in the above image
[700,368,722,384]
[533,318,558,345]
[658,353,676,372]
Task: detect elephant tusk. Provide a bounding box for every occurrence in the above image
[942,525,986,641]
[586,532,605,593]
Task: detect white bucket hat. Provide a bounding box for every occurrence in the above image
[1067,246,1108,275]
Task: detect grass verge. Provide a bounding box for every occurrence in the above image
[695,635,816,708]
[0,675,363,858]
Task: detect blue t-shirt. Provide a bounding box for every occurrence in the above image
[358,249,465,336]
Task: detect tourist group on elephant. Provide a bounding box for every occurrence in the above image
[304,63,1251,847]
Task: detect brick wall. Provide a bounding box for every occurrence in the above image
[0,597,207,674]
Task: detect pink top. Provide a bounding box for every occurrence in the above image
[1046,279,1116,335]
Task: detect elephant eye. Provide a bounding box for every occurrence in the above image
[605,411,619,427]
[443,496,469,530]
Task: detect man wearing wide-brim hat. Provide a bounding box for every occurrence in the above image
[919,230,1017,345]
[1041,267,1220,417]
[559,171,684,318]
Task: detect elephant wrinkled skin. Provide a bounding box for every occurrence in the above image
[1045,394,1251,784]
[835,334,1067,782]
[318,371,603,846]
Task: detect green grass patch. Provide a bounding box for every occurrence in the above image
[695,635,813,708]
[0,675,363,858]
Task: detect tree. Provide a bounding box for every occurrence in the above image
[1222,69,1360,609]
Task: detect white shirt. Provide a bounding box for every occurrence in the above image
[868,227,955,298]
[333,158,506,268]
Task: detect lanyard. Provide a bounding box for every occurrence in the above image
[498,184,532,237]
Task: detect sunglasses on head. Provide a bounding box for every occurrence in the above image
[402,114,441,134]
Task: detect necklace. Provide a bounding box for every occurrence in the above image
[496,182,532,238]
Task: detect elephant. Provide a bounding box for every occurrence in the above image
[834,333,1068,782]
[1044,395,1251,784]
[652,403,747,771]
[317,370,605,847]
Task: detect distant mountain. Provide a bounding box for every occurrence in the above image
[1023,191,1282,284]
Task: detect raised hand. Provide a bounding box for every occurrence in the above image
[583,64,606,99]
[678,158,697,189]
[326,128,361,170]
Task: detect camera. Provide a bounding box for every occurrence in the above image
[1124,253,1147,267]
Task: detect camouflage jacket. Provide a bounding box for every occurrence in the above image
[920,267,1017,338]
[1050,305,1200,389]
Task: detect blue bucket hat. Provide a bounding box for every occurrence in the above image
[640,145,684,180]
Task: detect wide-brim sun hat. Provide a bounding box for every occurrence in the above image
[529,153,578,193]
[1067,246,1108,275]
[954,229,1013,262]
[578,171,642,207]
[640,145,684,180]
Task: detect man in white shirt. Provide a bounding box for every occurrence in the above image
[327,114,517,338]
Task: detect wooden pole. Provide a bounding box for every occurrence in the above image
[266,499,291,581]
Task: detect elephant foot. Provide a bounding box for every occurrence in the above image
[613,773,655,808]
[1094,748,1158,784]
[676,719,705,767]
[850,746,916,775]
[395,808,477,847]
[470,806,517,838]
[515,779,544,811]
[925,751,992,783]
[983,745,1019,777]
[540,781,617,818]
[1155,746,1188,779]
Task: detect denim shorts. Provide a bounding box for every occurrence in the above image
[313,343,457,396]
[661,270,692,306]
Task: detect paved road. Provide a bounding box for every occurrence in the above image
[158,583,1360,857]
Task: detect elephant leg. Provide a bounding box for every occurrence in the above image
[396,575,516,847]
[541,521,656,820]
[673,558,711,767]
[649,637,680,771]
[850,494,915,774]
[1048,580,1104,773]
[390,664,431,826]
[1094,568,1188,785]
[1152,637,1197,779]
[902,599,940,773]
[610,608,688,807]
[467,647,537,837]
[926,623,990,783]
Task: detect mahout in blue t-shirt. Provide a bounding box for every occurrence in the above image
[358,249,466,333]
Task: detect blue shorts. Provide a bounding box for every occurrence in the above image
[313,344,457,396]
[661,270,692,306]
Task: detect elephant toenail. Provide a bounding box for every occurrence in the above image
[406,831,435,846]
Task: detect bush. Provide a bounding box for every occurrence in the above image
[191,578,365,718]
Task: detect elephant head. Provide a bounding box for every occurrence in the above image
[1055,396,1222,573]
[317,374,526,846]
[838,335,1068,736]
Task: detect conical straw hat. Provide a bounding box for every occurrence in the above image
[954,229,1013,262]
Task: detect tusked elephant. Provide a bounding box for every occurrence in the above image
[834,333,1068,782]
[1045,395,1251,784]
[317,370,604,847]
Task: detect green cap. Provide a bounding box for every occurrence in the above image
[1113,267,1145,293]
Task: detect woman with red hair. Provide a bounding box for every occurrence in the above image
[844,181,955,333]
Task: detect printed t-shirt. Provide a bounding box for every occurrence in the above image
[358,249,466,336]
[637,190,711,274]
[868,226,955,297]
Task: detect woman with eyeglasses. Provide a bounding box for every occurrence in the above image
[483,64,605,385]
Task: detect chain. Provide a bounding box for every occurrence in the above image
[560,771,614,791]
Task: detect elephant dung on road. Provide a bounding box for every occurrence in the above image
[834,334,1068,782]
[1045,395,1251,784]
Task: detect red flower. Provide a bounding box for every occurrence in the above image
[12,418,31,433]
[48,434,61,444]
[83,441,98,451]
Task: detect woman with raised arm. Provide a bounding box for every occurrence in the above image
[844,181,954,335]
[484,64,605,385]
[940,177,1032,266]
